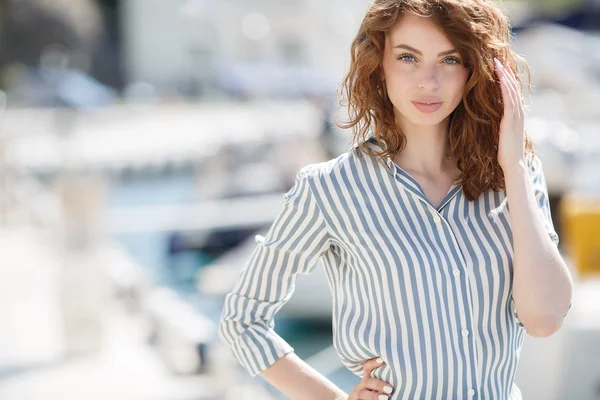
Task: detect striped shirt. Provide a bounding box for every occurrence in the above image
[218,135,566,400]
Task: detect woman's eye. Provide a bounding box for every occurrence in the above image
[396,54,462,65]
[444,57,461,65]
[396,53,416,62]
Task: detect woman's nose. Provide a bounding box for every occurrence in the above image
[418,68,439,90]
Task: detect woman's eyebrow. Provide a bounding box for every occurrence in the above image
[393,44,458,57]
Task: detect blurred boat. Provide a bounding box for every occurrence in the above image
[107,186,334,320]
[2,100,327,179]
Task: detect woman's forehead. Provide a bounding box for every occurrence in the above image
[386,14,454,52]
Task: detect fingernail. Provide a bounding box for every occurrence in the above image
[494,58,503,69]
[378,395,389,400]
[383,386,394,393]
[376,357,384,364]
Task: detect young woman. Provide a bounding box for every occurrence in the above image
[218,1,573,399]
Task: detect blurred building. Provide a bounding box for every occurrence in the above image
[120,0,368,98]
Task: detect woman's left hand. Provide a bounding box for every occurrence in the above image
[493,57,526,172]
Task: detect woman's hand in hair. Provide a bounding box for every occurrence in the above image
[493,57,526,172]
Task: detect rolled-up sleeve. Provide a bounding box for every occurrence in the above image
[218,165,332,376]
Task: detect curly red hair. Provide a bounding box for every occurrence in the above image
[336,0,534,201]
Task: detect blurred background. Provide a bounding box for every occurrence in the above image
[0,0,598,399]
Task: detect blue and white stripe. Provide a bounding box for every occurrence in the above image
[219,135,562,400]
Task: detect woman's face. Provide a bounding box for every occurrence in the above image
[381,13,470,127]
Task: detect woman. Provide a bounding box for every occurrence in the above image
[218,1,573,399]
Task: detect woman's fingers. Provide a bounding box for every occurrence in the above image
[352,357,394,399]
[503,63,525,116]
[362,357,385,378]
[502,63,522,114]
[356,388,391,400]
[493,58,511,107]
[494,58,522,119]
[363,377,394,395]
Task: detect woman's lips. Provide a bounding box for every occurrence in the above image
[412,101,443,113]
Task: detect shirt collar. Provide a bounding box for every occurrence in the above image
[355,131,463,211]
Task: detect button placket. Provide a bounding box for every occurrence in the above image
[429,206,480,395]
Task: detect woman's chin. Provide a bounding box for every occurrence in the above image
[406,113,449,126]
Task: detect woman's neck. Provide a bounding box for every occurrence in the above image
[392,118,457,178]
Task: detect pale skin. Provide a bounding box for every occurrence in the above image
[493,58,573,337]
[258,12,572,400]
[382,13,468,209]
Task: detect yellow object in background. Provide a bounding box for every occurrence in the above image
[560,193,600,279]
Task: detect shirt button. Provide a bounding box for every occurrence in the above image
[468,389,475,397]
[453,269,461,277]
[433,215,441,224]
[462,329,470,337]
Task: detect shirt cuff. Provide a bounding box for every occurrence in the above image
[228,325,295,377]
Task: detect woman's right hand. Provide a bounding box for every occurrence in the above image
[347,357,394,400]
